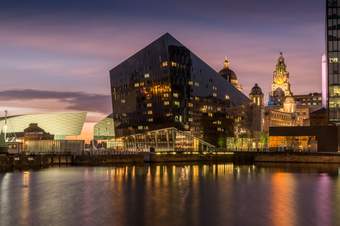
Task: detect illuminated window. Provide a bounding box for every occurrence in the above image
[195,96,200,101]
[148,118,154,122]
[188,103,193,107]
[188,81,193,86]
[208,113,213,117]
[144,73,150,78]
[121,99,126,103]
[173,93,179,98]
[139,82,144,86]
[171,62,177,67]
[147,103,152,107]
[161,62,168,67]
[147,111,153,115]
[138,126,143,130]
[194,82,199,87]
[213,93,217,97]
[330,57,339,63]
[134,83,139,87]
[188,118,193,122]
[164,93,169,98]
[174,101,180,107]
[164,101,170,106]
[225,95,230,100]
[213,86,217,91]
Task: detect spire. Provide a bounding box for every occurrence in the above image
[223,57,230,69]
[276,52,287,74]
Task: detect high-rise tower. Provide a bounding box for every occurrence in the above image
[326,0,340,123]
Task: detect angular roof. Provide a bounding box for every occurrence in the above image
[110,33,249,106]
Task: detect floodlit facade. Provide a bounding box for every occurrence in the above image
[110,33,249,147]
[93,114,115,140]
[119,127,215,152]
[293,93,322,108]
[327,0,340,123]
[0,112,86,140]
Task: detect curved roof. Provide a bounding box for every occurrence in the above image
[250,83,263,96]
[0,112,86,136]
[219,67,238,82]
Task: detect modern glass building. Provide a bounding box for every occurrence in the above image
[93,114,115,141]
[327,0,340,123]
[0,112,86,140]
[110,33,249,147]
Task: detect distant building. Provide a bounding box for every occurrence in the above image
[310,108,328,126]
[93,114,115,141]
[109,33,249,149]
[23,123,54,141]
[249,83,264,107]
[249,83,264,132]
[268,53,293,106]
[0,112,86,141]
[294,93,322,108]
[269,126,338,152]
[326,0,340,123]
[264,53,310,133]
[219,58,243,92]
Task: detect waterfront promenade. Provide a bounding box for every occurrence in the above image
[1,151,340,172]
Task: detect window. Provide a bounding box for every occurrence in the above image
[164,101,170,106]
[174,101,180,107]
[121,99,126,103]
[144,73,150,78]
[161,62,168,67]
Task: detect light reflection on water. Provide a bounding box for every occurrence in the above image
[0,164,340,226]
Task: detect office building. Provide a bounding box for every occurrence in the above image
[326,0,340,123]
[110,33,249,148]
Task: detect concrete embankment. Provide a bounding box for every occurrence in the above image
[2,152,340,172]
[0,154,73,172]
[255,152,340,164]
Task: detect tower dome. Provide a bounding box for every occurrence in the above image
[249,83,264,107]
[219,58,242,91]
[250,83,263,96]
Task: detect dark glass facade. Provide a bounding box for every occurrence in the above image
[110,33,249,146]
[327,0,340,123]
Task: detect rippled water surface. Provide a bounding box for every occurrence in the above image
[1,164,340,226]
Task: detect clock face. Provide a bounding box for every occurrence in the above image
[274,74,287,85]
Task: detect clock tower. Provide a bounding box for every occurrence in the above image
[269,52,293,106]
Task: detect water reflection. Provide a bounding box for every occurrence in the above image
[0,164,340,226]
[271,173,296,226]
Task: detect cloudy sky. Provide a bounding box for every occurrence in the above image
[0,0,325,138]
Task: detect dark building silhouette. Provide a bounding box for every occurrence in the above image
[110,33,249,146]
[327,0,340,123]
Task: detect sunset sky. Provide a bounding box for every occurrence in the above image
[0,0,325,139]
